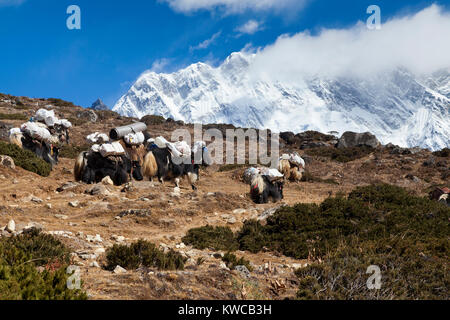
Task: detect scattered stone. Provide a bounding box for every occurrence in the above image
[0,155,15,169]
[6,220,15,233]
[55,214,68,220]
[76,109,98,123]
[86,185,111,196]
[176,243,186,249]
[69,201,79,208]
[46,203,52,209]
[111,235,125,242]
[31,196,43,203]
[94,247,105,255]
[90,261,100,268]
[101,176,114,186]
[227,217,237,225]
[406,174,421,183]
[233,209,247,215]
[257,205,287,221]
[235,265,251,278]
[57,182,79,193]
[119,209,151,217]
[113,265,127,274]
[86,234,103,243]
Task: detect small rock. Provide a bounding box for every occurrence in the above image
[31,197,43,203]
[235,265,251,278]
[94,247,105,255]
[101,176,114,186]
[0,155,15,169]
[233,209,247,215]
[113,265,127,274]
[90,261,100,268]
[86,185,111,196]
[227,217,237,225]
[57,182,79,193]
[6,220,15,233]
[111,235,125,242]
[69,201,79,208]
[55,214,68,220]
[46,203,52,209]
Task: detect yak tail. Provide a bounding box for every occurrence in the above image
[142,151,158,180]
[74,152,87,182]
[250,174,265,195]
[278,159,291,178]
[9,132,23,148]
[289,167,303,181]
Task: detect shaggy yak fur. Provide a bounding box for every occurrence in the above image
[10,132,60,167]
[250,174,284,204]
[143,146,209,190]
[74,151,130,186]
[278,159,304,181]
[118,140,148,181]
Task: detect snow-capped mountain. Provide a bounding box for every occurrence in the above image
[113,52,450,150]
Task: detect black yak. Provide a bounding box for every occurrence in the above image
[10,132,60,167]
[142,143,211,190]
[74,151,130,186]
[250,175,284,204]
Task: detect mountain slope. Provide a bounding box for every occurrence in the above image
[113,52,450,151]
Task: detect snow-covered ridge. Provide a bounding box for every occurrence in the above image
[113,52,450,151]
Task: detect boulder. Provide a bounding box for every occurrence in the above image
[6,220,15,233]
[0,155,15,169]
[76,109,98,123]
[113,265,127,274]
[337,132,380,149]
[101,176,114,186]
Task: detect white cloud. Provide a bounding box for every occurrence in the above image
[0,0,25,7]
[150,58,172,73]
[190,31,222,51]
[236,20,263,35]
[246,5,450,82]
[160,0,306,15]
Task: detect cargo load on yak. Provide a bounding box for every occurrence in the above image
[243,167,284,185]
[123,131,145,146]
[280,152,305,168]
[98,141,126,158]
[154,136,191,160]
[86,132,110,145]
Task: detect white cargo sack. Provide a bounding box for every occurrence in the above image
[281,153,305,168]
[124,132,145,146]
[99,141,125,158]
[35,109,54,122]
[243,167,261,184]
[174,141,191,158]
[9,128,22,137]
[90,144,101,153]
[20,122,51,142]
[58,119,72,129]
[192,141,206,155]
[86,132,110,144]
[155,136,170,149]
[260,168,284,181]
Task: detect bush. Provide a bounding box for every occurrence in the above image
[221,252,253,271]
[60,144,89,159]
[46,98,75,108]
[0,228,87,300]
[0,142,51,177]
[141,115,166,125]
[182,225,239,251]
[306,146,375,163]
[301,170,338,184]
[0,113,28,121]
[433,148,450,158]
[105,240,186,271]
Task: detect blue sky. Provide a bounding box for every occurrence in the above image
[0,0,448,108]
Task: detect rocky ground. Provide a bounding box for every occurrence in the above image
[0,93,448,300]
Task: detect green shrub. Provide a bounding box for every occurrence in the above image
[141,115,166,125]
[105,240,186,271]
[60,144,89,159]
[182,225,239,251]
[0,228,87,300]
[46,98,75,108]
[0,113,28,121]
[221,252,253,271]
[306,146,375,163]
[433,148,450,157]
[0,142,51,177]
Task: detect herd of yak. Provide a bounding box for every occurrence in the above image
[9,121,306,204]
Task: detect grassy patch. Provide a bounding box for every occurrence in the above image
[182,225,239,251]
[105,240,186,271]
[0,228,87,300]
[0,113,28,121]
[306,146,375,163]
[0,142,51,176]
[141,115,166,125]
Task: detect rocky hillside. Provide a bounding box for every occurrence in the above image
[0,93,448,300]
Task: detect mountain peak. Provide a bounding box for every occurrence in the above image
[90,98,109,111]
[113,52,450,151]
